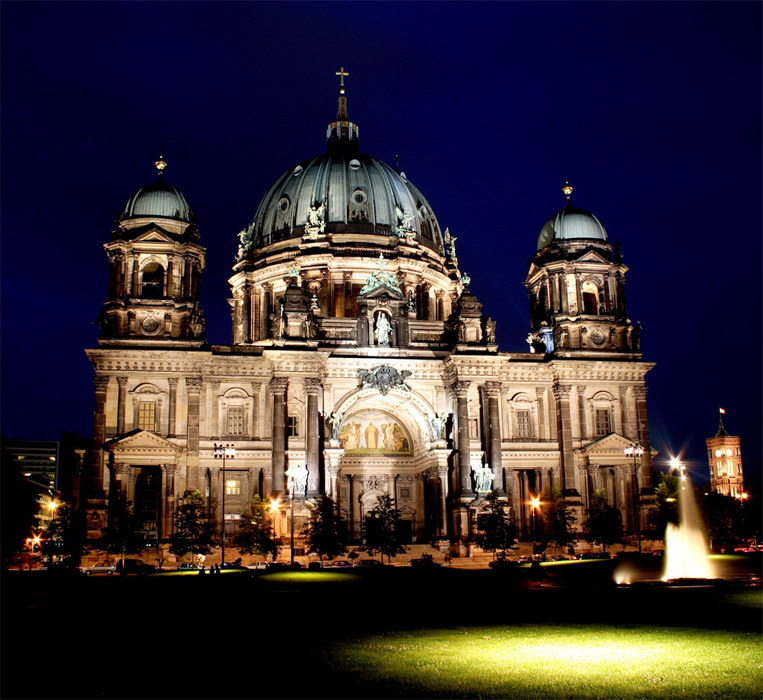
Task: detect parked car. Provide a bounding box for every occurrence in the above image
[327,559,352,568]
[115,559,156,575]
[410,557,442,568]
[265,561,303,571]
[176,563,199,571]
[355,559,384,568]
[247,561,268,570]
[81,562,116,576]
[220,561,248,570]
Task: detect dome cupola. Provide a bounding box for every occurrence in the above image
[537,183,607,251]
[236,75,445,261]
[120,156,196,224]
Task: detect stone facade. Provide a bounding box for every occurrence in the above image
[85,89,655,551]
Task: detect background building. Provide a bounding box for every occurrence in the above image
[84,81,655,553]
[706,411,744,498]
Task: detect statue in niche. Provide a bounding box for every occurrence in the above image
[538,324,555,353]
[374,313,392,346]
[305,202,325,238]
[473,464,495,493]
[431,413,448,440]
[484,317,496,344]
[286,464,308,496]
[326,412,343,441]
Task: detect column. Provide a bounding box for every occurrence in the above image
[481,382,504,493]
[437,465,449,536]
[209,381,221,437]
[552,383,578,495]
[633,386,653,490]
[167,377,178,437]
[116,376,128,435]
[270,377,288,493]
[576,385,587,440]
[185,376,202,491]
[517,470,528,538]
[574,273,583,315]
[452,381,472,498]
[161,465,176,538]
[91,375,110,496]
[131,253,140,296]
[305,378,321,497]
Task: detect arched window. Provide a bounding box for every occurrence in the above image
[582,280,598,315]
[141,263,165,299]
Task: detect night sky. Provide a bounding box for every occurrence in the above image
[2,2,760,488]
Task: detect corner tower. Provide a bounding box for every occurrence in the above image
[524,184,639,355]
[97,157,206,346]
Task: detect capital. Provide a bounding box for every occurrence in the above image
[185,376,202,392]
[452,380,470,398]
[552,383,571,400]
[304,377,322,393]
[116,376,129,387]
[270,377,289,394]
[94,375,110,391]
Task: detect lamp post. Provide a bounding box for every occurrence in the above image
[530,496,540,556]
[624,443,644,553]
[213,443,235,566]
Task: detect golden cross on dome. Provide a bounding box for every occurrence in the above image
[336,66,349,94]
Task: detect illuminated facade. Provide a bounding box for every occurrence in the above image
[84,79,655,553]
[706,412,744,498]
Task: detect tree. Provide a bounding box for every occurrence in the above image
[232,496,280,563]
[542,487,576,555]
[0,456,39,565]
[304,495,345,565]
[168,490,213,560]
[584,489,623,552]
[46,500,86,568]
[99,494,144,568]
[647,471,679,539]
[474,491,516,560]
[362,494,408,563]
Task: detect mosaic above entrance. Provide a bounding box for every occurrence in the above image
[339,410,412,454]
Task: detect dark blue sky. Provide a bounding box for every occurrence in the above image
[2,2,760,487]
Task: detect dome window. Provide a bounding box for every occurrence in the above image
[352,189,367,205]
[349,159,361,171]
[292,166,303,177]
[278,197,290,212]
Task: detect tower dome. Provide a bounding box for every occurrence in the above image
[120,157,196,224]
[536,184,607,251]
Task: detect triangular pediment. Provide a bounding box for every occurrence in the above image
[105,429,179,455]
[361,282,404,300]
[574,249,611,264]
[580,433,636,456]
[133,228,175,244]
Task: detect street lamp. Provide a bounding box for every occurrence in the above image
[624,443,644,553]
[530,496,541,556]
[269,498,280,563]
[213,443,235,566]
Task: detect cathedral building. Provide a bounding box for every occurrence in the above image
[84,76,655,554]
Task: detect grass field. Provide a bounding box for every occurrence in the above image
[322,624,763,699]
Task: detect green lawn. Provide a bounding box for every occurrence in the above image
[320,624,763,698]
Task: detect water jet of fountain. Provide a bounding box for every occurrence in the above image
[662,466,715,580]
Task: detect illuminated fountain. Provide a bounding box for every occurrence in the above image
[662,459,715,581]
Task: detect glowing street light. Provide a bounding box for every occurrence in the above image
[530,496,541,555]
[213,443,235,566]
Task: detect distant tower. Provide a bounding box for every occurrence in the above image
[706,409,744,497]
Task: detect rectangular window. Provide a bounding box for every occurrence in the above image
[595,409,611,437]
[226,406,245,435]
[137,402,156,431]
[469,418,480,439]
[287,415,299,437]
[225,479,241,496]
[516,410,531,438]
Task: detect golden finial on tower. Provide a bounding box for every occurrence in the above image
[155,155,167,175]
[562,181,573,198]
[335,66,349,95]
